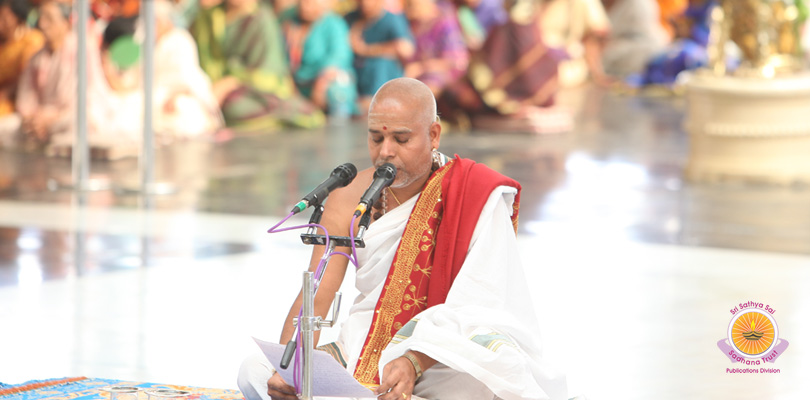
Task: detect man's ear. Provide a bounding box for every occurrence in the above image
[429,120,441,149]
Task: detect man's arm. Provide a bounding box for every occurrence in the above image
[269,240,351,400]
[278,168,374,344]
[277,240,349,346]
[267,169,374,399]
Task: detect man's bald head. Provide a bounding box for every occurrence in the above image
[369,78,437,129]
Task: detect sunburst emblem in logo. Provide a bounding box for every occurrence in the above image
[718,305,789,365]
[728,309,777,357]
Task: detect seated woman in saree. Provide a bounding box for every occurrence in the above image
[99,1,223,143]
[0,0,44,146]
[346,0,415,113]
[439,0,571,134]
[15,1,121,153]
[539,0,612,87]
[453,0,507,51]
[403,0,468,97]
[280,0,357,118]
[191,0,324,131]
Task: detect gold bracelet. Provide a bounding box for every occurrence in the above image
[403,352,423,380]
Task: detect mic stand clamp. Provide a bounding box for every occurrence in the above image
[299,204,368,248]
[292,265,342,400]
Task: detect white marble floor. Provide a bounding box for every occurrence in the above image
[1,199,808,399]
[3,84,810,399]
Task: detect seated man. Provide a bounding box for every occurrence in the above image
[236,78,567,400]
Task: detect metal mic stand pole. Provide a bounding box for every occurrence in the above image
[300,269,317,400]
[298,242,338,400]
[297,241,343,400]
[291,204,369,400]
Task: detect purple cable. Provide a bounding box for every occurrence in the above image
[267,211,295,233]
[349,214,359,267]
[265,212,362,393]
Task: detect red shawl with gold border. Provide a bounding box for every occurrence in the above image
[352,156,521,385]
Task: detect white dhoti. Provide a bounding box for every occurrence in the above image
[238,186,566,400]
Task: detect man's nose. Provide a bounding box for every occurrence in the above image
[379,138,396,159]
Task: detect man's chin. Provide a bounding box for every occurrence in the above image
[389,179,408,189]
[389,173,416,189]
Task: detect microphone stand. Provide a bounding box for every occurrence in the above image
[284,204,370,400]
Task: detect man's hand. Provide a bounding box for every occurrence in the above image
[266,371,297,400]
[374,356,418,400]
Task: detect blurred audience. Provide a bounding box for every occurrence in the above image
[0,0,44,146]
[346,0,414,113]
[100,0,222,144]
[633,0,715,86]
[453,0,506,50]
[91,0,139,25]
[403,0,468,97]
[656,0,688,41]
[438,0,570,133]
[601,0,668,79]
[280,0,357,117]
[151,0,222,138]
[190,0,324,130]
[539,0,612,87]
[99,15,138,91]
[15,1,112,151]
[170,0,203,29]
[0,0,738,143]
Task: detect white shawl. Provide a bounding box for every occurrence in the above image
[337,186,566,400]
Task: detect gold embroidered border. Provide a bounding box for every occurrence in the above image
[353,161,453,384]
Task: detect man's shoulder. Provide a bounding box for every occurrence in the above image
[448,157,518,186]
[324,166,374,211]
[441,157,521,210]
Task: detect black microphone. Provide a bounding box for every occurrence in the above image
[291,163,357,214]
[353,163,397,217]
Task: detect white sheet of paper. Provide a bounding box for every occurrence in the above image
[253,337,377,398]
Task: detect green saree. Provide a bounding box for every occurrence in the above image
[191,2,324,130]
